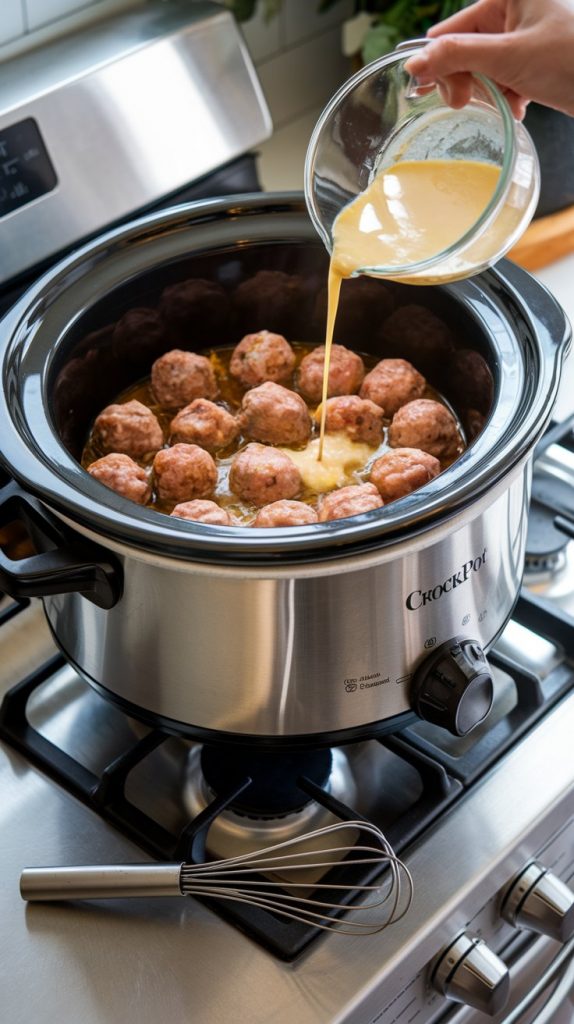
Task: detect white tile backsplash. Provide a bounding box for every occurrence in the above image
[256,105,322,190]
[282,0,354,48]
[240,3,280,63]
[24,0,100,31]
[257,24,349,128]
[0,0,26,44]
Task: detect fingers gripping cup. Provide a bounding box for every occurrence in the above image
[304,40,540,285]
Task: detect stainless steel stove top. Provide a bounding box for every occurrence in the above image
[2,442,574,1023]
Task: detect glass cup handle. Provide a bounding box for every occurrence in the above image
[394,38,429,53]
[393,37,432,99]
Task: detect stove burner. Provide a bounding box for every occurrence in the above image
[199,745,333,817]
[525,445,574,581]
[184,745,358,865]
[524,499,569,579]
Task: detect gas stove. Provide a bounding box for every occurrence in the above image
[1,422,574,1023]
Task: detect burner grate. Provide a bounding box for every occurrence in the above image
[0,656,460,959]
[0,595,29,626]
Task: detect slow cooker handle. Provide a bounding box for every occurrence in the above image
[499,258,572,358]
[0,480,121,609]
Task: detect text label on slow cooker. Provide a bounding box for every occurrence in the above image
[406,549,487,611]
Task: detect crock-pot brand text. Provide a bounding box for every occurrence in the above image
[406,549,487,611]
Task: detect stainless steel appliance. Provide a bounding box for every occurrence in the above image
[0,196,569,741]
[1,6,574,1018]
[0,0,271,295]
[1,438,574,1022]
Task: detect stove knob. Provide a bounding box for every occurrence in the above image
[411,636,493,737]
[431,932,510,1017]
[501,862,574,942]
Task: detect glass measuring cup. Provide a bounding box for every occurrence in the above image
[304,41,540,284]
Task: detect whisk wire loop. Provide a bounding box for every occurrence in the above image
[20,819,414,936]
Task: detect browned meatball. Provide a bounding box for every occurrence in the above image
[239,382,311,446]
[229,444,301,507]
[253,500,318,528]
[87,453,151,505]
[151,350,218,408]
[153,444,217,503]
[359,359,426,417]
[446,349,494,416]
[465,408,486,441]
[170,399,238,451]
[112,307,166,364]
[159,278,229,343]
[92,400,163,458]
[388,400,462,461]
[233,271,306,337]
[380,304,455,377]
[370,448,440,503]
[297,345,365,403]
[170,499,233,526]
[320,395,384,446]
[318,483,383,522]
[313,277,394,342]
[230,331,296,388]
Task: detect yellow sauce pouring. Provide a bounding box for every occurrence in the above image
[318,158,501,460]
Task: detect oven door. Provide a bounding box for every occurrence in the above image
[441,933,574,1023]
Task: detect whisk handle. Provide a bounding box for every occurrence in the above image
[20,863,183,901]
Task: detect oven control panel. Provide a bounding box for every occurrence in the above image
[0,119,57,218]
[369,816,574,1024]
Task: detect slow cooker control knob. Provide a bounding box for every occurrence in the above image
[431,932,510,1016]
[411,636,493,737]
[501,862,574,942]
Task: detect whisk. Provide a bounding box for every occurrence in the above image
[20,821,413,935]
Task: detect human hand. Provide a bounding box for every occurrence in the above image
[405,0,574,120]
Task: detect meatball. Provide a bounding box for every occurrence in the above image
[159,278,229,343]
[230,330,296,388]
[171,499,233,526]
[253,500,318,528]
[229,443,302,507]
[370,448,441,503]
[153,444,217,503]
[233,270,306,336]
[87,453,151,505]
[92,400,163,458]
[446,349,494,416]
[379,304,455,378]
[388,400,462,461]
[319,395,384,446]
[151,349,218,408]
[170,399,238,451]
[359,358,426,417]
[112,307,166,365]
[465,408,486,441]
[318,483,383,522]
[313,277,394,343]
[239,382,311,446]
[297,344,365,403]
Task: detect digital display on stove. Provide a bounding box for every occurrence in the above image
[0,118,57,218]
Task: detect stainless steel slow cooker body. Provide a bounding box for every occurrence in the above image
[0,194,569,745]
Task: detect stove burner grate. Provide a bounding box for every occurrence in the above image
[0,632,460,959]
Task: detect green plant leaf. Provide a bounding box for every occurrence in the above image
[262,0,283,21]
[223,0,258,22]
[362,21,402,63]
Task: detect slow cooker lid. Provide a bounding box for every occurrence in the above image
[0,194,568,564]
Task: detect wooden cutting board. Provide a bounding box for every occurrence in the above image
[508,205,574,270]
